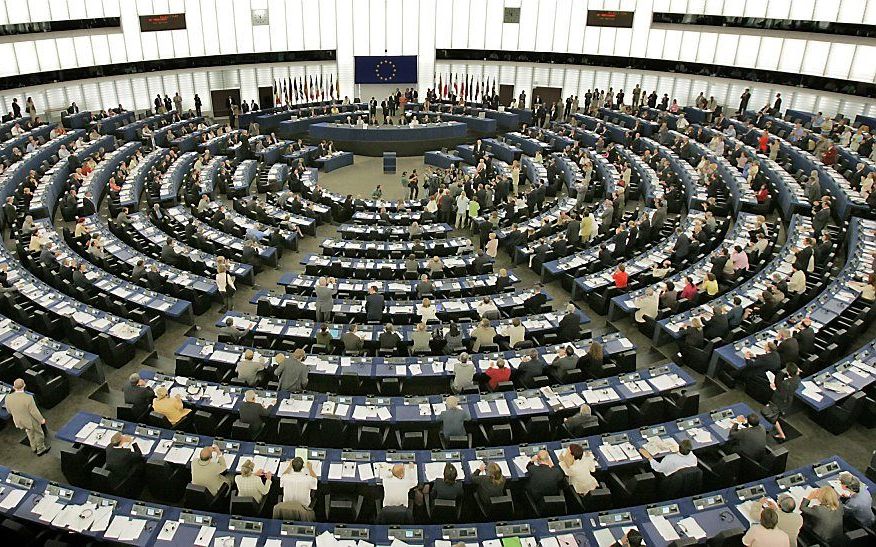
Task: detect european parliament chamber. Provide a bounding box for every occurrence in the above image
[0,1,874,546]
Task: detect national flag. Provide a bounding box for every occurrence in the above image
[329,74,334,98]
[293,77,298,102]
[453,73,458,95]
[491,77,496,96]
[335,76,340,98]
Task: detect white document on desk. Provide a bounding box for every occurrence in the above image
[0,488,26,510]
[358,463,375,481]
[90,505,113,532]
[592,528,618,547]
[194,525,216,547]
[156,520,179,541]
[677,516,707,539]
[512,455,531,474]
[650,515,680,541]
[239,537,259,547]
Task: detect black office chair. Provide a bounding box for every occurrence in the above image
[145,459,188,502]
[230,495,266,518]
[476,494,514,521]
[183,483,230,512]
[60,443,103,488]
[660,466,703,498]
[426,498,463,523]
[323,494,364,522]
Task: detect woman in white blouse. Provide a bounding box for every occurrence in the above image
[216,262,236,312]
[418,298,438,322]
[559,443,598,496]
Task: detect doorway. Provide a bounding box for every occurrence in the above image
[210,89,241,118]
[532,86,562,109]
[499,84,514,107]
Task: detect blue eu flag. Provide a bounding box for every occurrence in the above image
[354,56,418,84]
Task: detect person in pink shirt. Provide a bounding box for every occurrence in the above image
[731,245,749,272]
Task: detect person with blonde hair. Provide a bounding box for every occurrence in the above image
[235,459,272,503]
[418,298,438,322]
[411,322,431,353]
[472,461,506,504]
[800,486,843,544]
[470,317,497,351]
[215,262,235,312]
[152,385,191,425]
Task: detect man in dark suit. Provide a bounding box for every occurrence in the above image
[566,215,581,246]
[472,250,491,275]
[525,450,565,508]
[611,226,628,259]
[105,432,144,480]
[793,317,816,356]
[793,242,813,272]
[123,373,155,418]
[2,197,16,238]
[728,413,767,460]
[523,285,548,315]
[472,139,484,161]
[239,390,270,437]
[741,342,782,381]
[814,233,832,266]
[597,244,613,269]
[365,286,385,322]
[710,248,731,281]
[775,329,799,365]
[703,305,729,340]
[564,404,599,436]
[672,227,690,262]
[72,263,90,291]
[516,350,545,388]
[557,304,581,342]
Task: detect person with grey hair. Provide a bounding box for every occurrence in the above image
[123,372,155,418]
[558,303,581,342]
[438,395,470,439]
[451,353,475,393]
[564,404,599,436]
[746,494,801,545]
[313,276,337,322]
[839,472,874,527]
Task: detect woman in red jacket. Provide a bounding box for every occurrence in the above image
[758,130,770,153]
[612,264,629,288]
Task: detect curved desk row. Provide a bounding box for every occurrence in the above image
[610,212,763,321]
[130,363,689,438]
[278,271,519,300]
[80,141,138,215]
[30,135,113,220]
[62,403,737,489]
[115,111,177,142]
[711,216,874,376]
[122,213,254,284]
[215,310,589,349]
[298,254,492,279]
[9,441,863,547]
[656,214,807,346]
[177,332,633,385]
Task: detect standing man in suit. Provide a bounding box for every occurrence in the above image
[4,378,49,455]
[314,276,337,322]
[194,94,202,117]
[365,285,385,322]
[738,89,751,115]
